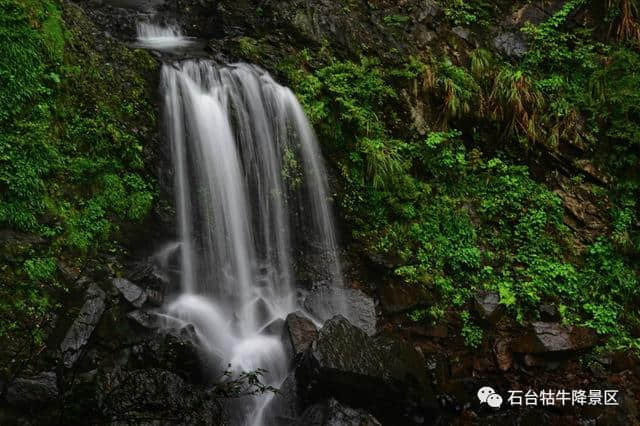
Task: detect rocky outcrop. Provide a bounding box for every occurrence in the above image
[512,322,598,354]
[113,278,148,308]
[473,291,504,324]
[260,317,286,336]
[262,0,390,53]
[282,312,318,361]
[493,32,527,58]
[60,283,106,368]
[128,259,173,291]
[97,368,221,424]
[5,371,58,406]
[298,316,433,423]
[304,285,376,336]
[554,186,608,242]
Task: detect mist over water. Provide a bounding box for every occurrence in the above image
[158,54,344,424]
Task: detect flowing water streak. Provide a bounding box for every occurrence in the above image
[136,22,196,50]
[161,59,343,424]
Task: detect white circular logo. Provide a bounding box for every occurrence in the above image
[487,393,503,408]
[477,386,503,408]
[477,386,495,403]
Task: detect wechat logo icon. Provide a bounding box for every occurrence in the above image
[477,386,503,408]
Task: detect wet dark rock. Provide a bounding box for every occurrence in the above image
[166,322,199,346]
[113,277,147,308]
[97,368,221,424]
[282,311,318,360]
[160,0,220,39]
[493,32,527,58]
[145,288,164,306]
[60,283,107,368]
[261,317,286,336]
[505,3,551,27]
[473,291,504,324]
[264,374,301,425]
[539,303,560,321]
[150,325,213,383]
[104,308,212,384]
[380,282,429,314]
[304,285,376,335]
[5,372,58,406]
[298,316,432,423]
[512,322,598,354]
[296,398,381,426]
[125,308,205,375]
[128,260,172,290]
[127,309,159,329]
[262,0,391,55]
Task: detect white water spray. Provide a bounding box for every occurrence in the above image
[136,22,196,50]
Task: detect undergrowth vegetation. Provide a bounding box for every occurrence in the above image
[280,0,639,351]
[0,0,156,376]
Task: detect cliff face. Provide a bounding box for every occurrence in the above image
[1,0,639,424]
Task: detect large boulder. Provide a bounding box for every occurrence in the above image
[60,283,106,368]
[97,368,221,424]
[493,32,527,58]
[282,312,318,361]
[127,309,159,329]
[298,316,433,423]
[128,259,172,291]
[296,398,381,426]
[122,310,217,383]
[512,322,598,354]
[261,317,286,336]
[304,286,376,336]
[113,278,148,308]
[5,371,58,406]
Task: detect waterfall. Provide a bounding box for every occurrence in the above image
[159,57,343,424]
[135,22,196,50]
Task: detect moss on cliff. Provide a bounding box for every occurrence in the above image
[0,0,158,379]
[274,2,640,351]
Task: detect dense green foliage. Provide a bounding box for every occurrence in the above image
[0,0,156,374]
[281,0,639,350]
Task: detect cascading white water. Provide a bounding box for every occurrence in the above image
[136,22,196,50]
[160,58,344,424]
